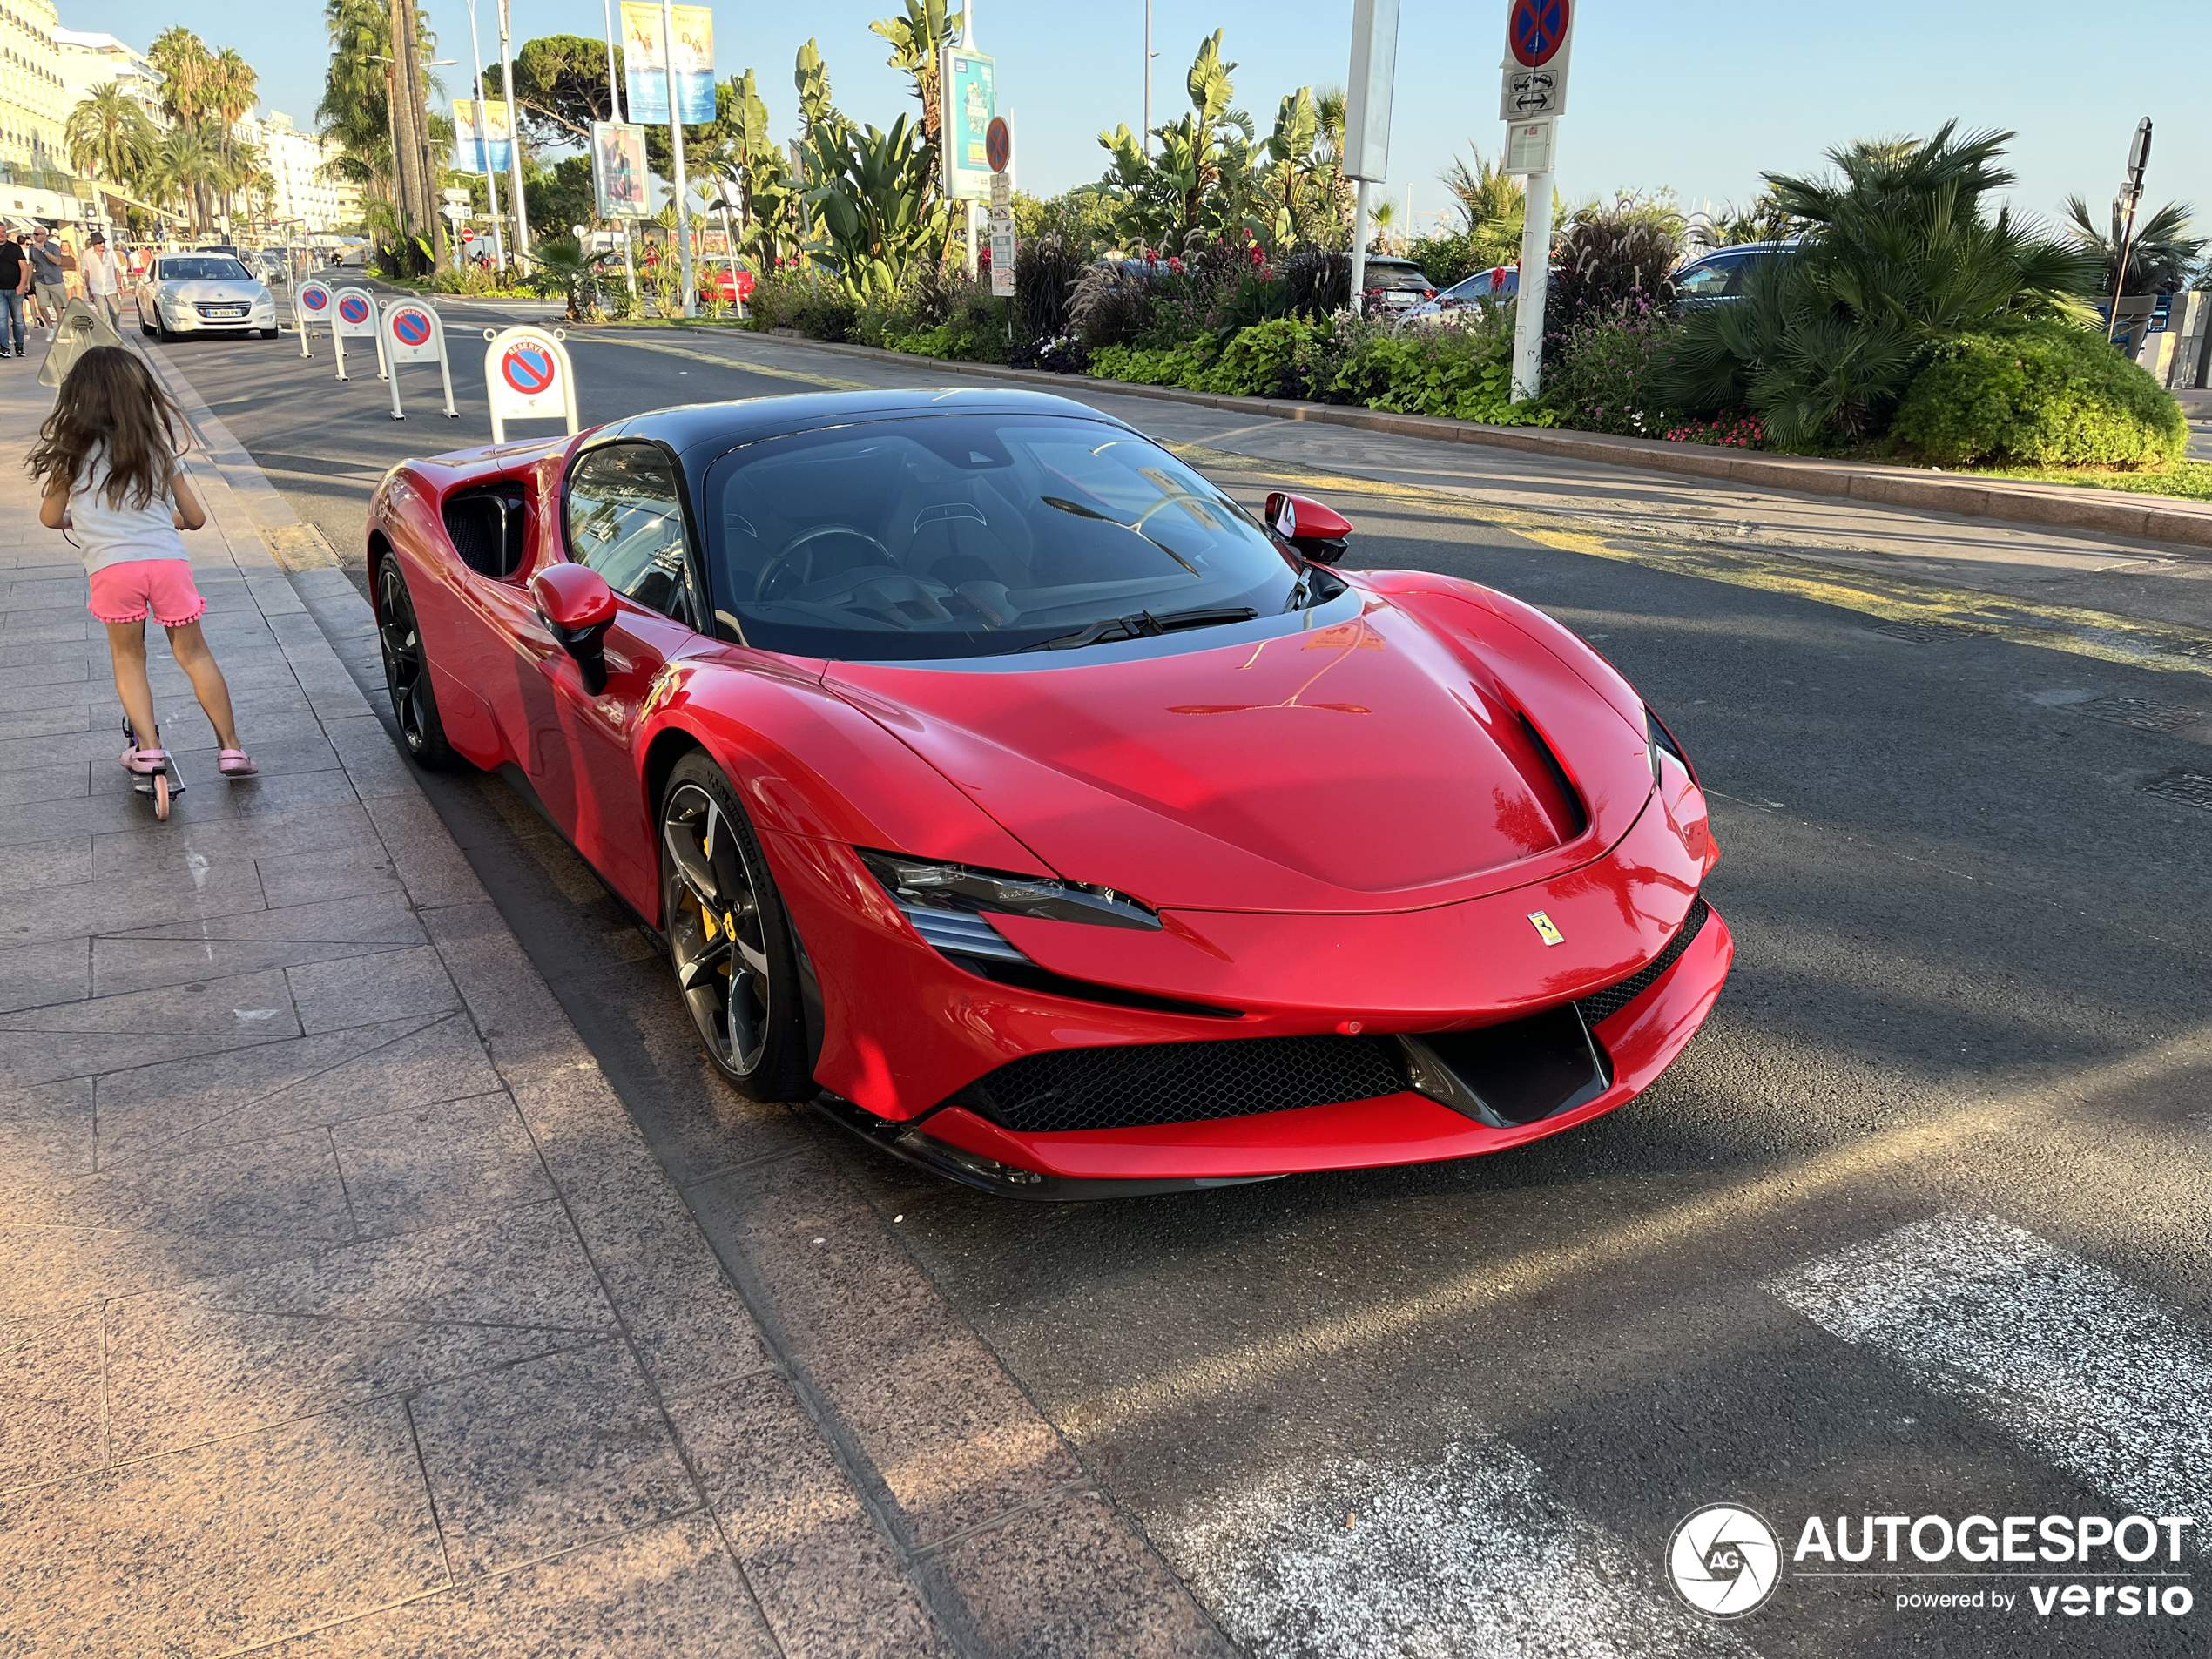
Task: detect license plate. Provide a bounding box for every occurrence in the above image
[204,306,247,318]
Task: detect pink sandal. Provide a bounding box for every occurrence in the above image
[121,743,172,777]
[218,749,258,778]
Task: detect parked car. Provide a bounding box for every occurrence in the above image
[1399,266,1521,326]
[1359,256,1439,314]
[133,251,279,341]
[1671,241,1790,304]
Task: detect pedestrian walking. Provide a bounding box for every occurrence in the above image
[25,347,256,791]
[27,228,65,334]
[80,232,121,330]
[0,233,27,358]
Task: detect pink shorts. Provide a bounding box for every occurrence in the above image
[88,559,206,627]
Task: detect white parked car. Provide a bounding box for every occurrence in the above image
[134,252,279,341]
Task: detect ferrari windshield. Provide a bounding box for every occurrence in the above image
[701,414,1308,659]
[156,258,252,282]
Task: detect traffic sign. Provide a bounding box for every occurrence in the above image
[441,204,469,223]
[985,116,1011,175]
[988,212,1015,298]
[331,284,387,384]
[381,299,458,421]
[294,277,333,360]
[1507,0,1570,66]
[482,325,577,444]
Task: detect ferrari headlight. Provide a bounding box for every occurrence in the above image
[860,850,1160,935]
[1646,707,1695,786]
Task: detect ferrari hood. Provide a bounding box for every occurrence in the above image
[828,597,1653,914]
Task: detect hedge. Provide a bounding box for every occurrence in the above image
[1891,322,2188,469]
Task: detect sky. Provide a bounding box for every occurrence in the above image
[62,0,2212,238]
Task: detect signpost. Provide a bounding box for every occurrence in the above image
[482,325,578,444]
[2106,117,2154,346]
[985,116,1015,298]
[941,37,996,276]
[331,284,385,383]
[295,276,333,359]
[1502,0,1572,400]
[381,299,458,421]
[1342,0,1401,313]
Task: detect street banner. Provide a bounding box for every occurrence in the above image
[590,122,650,219]
[938,46,995,202]
[453,98,515,174]
[295,276,333,358]
[381,299,459,421]
[331,285,386,384]
[482,324,578,444]
[622,3,716,125]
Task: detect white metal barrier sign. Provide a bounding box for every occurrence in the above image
[295,278,333,358]
[381,299,458,421]
[331,285,386,382]
[482,326,577,443]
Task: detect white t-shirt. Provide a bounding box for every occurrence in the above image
[82,249,120,296]
[67,448,188,575]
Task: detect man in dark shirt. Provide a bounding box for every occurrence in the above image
[0,235,28,359]
[27,228,66,334]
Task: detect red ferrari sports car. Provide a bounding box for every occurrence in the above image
[368,388,1729,1197]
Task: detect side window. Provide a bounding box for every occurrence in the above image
[564,442,698,624]
[1674,257,1738,299]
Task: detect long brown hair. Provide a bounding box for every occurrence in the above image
[24,347,191,512]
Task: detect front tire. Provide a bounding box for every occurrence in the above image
[659,754,813,1102]
[374,551,458,768]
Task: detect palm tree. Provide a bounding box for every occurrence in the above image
[206,48,259,232]
[64,84,158,188]
[1440,146,1526,267]
[148,27,214,125]
[2062,195,2203,298]
[144,124,226,235]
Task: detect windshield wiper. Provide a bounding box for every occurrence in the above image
[1022,604,1258,652]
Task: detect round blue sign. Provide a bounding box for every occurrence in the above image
[1509,0,1570,67]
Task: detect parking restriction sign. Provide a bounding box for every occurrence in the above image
[294,278,333,359]
[1500,0,1571,119]
[482,325,578,443]
[380,299,457,421]
[330,285,386,383]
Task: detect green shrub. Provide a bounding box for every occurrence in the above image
[1334,314,1549,426]
[1545,301,1684,436]
[1209,317,1321,397]
[1089,341,1212,387]
[1891,323,2188,468]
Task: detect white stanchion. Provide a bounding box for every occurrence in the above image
[295,277,333,359]
[331,286,386,382]
[380,299,459,421]
[481,325,577,444]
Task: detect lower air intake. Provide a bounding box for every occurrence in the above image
[1575,897,1711,1027]
[950,1035,1408,1136]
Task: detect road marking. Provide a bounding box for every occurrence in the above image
[1764,1213,2212,1521]
[1162,1438,1750,1657]
[1169,442,2212,683]
[1063,1023,2212,1441]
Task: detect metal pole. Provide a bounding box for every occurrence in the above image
[498,0,531,266]
[962,1,980,276]
[1510,159,1554,401]
[468,1,507,273]
[604,0,637,296]
[1349,181,1369,313]
[2107,197,2141,347]
[662,0,695,317]
[1143,0,1150,158]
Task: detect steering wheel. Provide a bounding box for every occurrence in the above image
[755,525,897,603]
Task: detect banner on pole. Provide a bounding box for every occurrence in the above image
[454,99,515,174]
[939,47,996,202]
[590,122,650,219]
[621,3,716,125]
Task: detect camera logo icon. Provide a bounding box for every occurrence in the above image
[1668,1504,1781,1618]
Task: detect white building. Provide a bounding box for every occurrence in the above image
[0,0,67,182]
[53,27,162,118]
[234,110,361,233]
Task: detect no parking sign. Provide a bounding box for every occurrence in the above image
[331,285,386,383]
[380,299,457,421]
[295,278,333,358]
[482,325,577,443]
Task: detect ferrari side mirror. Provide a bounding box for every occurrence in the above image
[530,563,617,693]
[1264,491,1353,565]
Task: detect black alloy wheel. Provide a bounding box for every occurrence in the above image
[374,552,457,767]
[659,754,813,1102]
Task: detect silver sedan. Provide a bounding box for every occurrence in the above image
[134,253,280,341]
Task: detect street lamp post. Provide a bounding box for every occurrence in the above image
[603,0,637,297]
[2106,118,2154,347]
[467,1,508,273]
[660,0,697,318]
[498,0,531,266]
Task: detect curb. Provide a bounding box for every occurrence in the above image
[630,324,2212,556]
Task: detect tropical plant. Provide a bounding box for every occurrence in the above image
[64,84,158,187]
[1012,229,1085,345]
[1545,201,1683,346]
[718,68,805,268]
[1684,189,1796,252]
[1096,31,1263,249]
[1663,123,2100,450]
[869,0,963,155]
[1410,147,1526,287]
[2061,195,2203,298]
[531,234,616,321]
[802,112,952,300]
[1891,322,2187,468]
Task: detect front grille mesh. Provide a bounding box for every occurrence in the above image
[1575,897,1710,1027]
[952,1035,1407,1136]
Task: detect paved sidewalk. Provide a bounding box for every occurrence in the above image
[0,337,1219,1653]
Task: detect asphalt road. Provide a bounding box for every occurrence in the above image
[148,298,2212,1657]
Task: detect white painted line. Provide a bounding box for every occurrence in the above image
[1159,1438,1752,1658]
[1764,1212,2212,1523]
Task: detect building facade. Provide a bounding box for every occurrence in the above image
[0,0,67,184]
[235,111,362,234]
[52,27,161,119]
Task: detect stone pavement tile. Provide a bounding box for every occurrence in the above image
[670,1371,954,1659]
[409,1339,698,1580]
[0,1021,293,1091]
[290,945,462,1035]
[254,842,411,910]
[332,1091,556,1239]
[0,760,93,805]
[91,800,385,880]
[71,1399,447,1659]
[0,935,90,1015]
[0,638,103,671]
[926,1487,1234,1659]
[0,725,135,773]
[0,963,299,1036]
[0,1223,172,1322]
[0,790,144,850]
[421,902,586,1086]
[324,712,424,800]
[0,704,93,738]
[0,858,266,950]
[91,891,428,999]
[101,1293,597,1467]
[269,1512,773,1658]
[365,793,492,910]
[0,834,91,898]
[0,1306,103,1490]
[0,1453,103,1659]
[0,1077,92,1186]
[92,1015,451,1163]
[696,1153,1082,1548]
[86,732,346,799]
[192,1202,618,1333]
